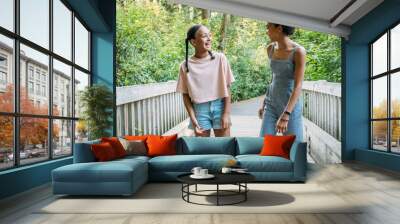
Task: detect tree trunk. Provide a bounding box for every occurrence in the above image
[201,9,210,20]
[218,14,230,51]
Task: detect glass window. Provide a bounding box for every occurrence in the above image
[391,24,400,70]
[372,121,388,151]
[36,83,40,95]
[391,72,400,118]
[53,59,72,117]
[53,0,72,60]
[0,55,7,67]
[0,0,92,170]
[0,116,14,170]
[20,0,49,49]
[75,120,88,143]
[372,76,387,119]
[19,117,49,165]
[74,69,89,118]
[372,34,387,76]
[0,35,13,113]
[371,24,400,153]
[20,44,49,115]
[28,67,34,80]
[74,18,89,70]
[391,120,400,153]
[0,0,14,31]
[53,119,72,158]
[28,81,34,93]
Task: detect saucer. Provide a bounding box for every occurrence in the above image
[190,174,215,179]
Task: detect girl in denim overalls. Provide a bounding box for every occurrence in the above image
[259,23,306,141]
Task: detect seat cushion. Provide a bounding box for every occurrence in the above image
[149,154,235,172]
[235,137,264,155]
[236,155,293,172]
[52,158,147,183]
[177,137,236,155]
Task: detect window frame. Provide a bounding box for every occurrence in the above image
[370,20,400,154]
[0,0,92,171]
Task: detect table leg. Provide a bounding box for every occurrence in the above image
[217,184,219,206]
[245,183,247,201]
[195,184,197,192]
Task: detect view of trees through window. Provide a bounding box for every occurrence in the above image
[371,23,400,153]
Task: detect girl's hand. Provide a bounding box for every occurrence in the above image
[258,107,264,119]
[221,112,230,129]
[191,119,205,135]
[194,125,205,135]
[276,113,290,134]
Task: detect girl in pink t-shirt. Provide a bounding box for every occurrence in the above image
[176,24,235,137]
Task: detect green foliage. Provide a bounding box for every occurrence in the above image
[292,30,341,82]
[79,84,114,140]
[116,0,341,102]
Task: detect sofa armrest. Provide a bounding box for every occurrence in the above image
[289,141,307,181]
[73,140,100,163]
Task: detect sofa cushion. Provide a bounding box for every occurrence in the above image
[91,142,118,161]
[52,159,147,183]
[146,134,177,157]
[235,137,264,155]
[101,137,127,158]
[148,154,235,172]
[119,138,148,156]
[73,139,100,163]
[178,137,236,155]
[236,155,293,172]
[260,135,296,159]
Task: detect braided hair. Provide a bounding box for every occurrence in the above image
[185,24,215,72]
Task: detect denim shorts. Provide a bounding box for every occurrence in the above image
[189,98,229,130]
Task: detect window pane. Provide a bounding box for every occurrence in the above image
[74,69,89,118]
[372,33,387,76]
[75,18,89,70]
[53,0,72,60]
[0,0,14,31]
[53,119,72,158]
[372,121,388,151]
[391,24,400,70]
[20,44,49,115]
[20,117,49,165]
[75,120,88,143]
[391,72,400,118]
[53,59,72,117]
[0,35,14,113]
[20,0,49,49]
[0,116,13,170]
[391,120,400,153]
[372,76,387,119]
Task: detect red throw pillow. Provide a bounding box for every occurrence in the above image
[146,134,177,157]
[124,135,149,141]
[101,137,127,158]
[91,142,117,161]
[260,135,296,159]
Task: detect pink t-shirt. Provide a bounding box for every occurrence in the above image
[176,52,235,104]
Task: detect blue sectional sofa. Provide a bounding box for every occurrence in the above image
[52,137,307,196]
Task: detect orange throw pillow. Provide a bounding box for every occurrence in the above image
[260,135,296,159]
[124,135,149,141]
[146,134,177,157]
[101,137,127,158]
[91,142,117,161]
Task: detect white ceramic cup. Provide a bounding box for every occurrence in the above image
[200,169,208,176]
[221,167,232,174]
[191,167,202,176]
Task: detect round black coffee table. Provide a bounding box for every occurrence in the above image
[177,173,255,206]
